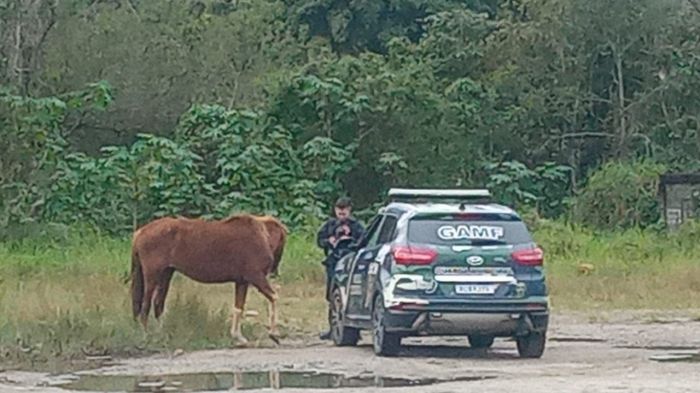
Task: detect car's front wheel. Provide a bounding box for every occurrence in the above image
[372,295,401,356]
[330,288,359,346]
[468,334,495,349]
[516,331,546,358]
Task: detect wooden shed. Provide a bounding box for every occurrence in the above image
[659,173,700,230]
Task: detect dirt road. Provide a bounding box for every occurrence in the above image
[2,311,699,393]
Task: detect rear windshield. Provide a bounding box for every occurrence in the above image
[408,213,533,245]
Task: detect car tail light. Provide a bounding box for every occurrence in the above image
[392,246,438,265]
[511,247,544,266]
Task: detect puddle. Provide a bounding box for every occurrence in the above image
[57,371,491,391]
[616,345,699,351]
[550,336,607,343]
[649,353,700,363]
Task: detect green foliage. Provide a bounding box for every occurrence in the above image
[485,161,571,217]
[2,73,368,234]
[44,134,210,232]
[176,104,355,225]
[573,160,666,229]
[32,102,358,233]
[0,82,114,227]
[3,0,700,231]
[285,0,499,53]
[4,0,700,368]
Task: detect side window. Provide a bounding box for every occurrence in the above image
[377,216,398,244]
[364,215,385,248]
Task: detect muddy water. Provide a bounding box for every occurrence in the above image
[649,353,700,363]
[58,371,491,392]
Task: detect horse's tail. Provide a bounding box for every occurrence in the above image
[271,221,288,277]
[271,242,285,277]
[131,247,144,320]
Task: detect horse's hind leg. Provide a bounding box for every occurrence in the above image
[250,275,279,342]
[139,272,158,329]
[153,268,175,320]
[231,282,249,344]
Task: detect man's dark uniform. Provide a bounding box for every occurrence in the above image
[317,217,365,300]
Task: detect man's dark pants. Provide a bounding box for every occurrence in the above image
[324,257,337,331]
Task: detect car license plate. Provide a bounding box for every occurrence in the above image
[455,284,498,295]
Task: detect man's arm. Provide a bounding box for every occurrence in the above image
[316,220,334,250]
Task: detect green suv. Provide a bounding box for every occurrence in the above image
[329,188,549,358]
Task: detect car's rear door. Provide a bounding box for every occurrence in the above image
[358,214,398,315]
[346,214,398,318]
[345,215,384,319]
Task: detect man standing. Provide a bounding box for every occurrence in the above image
[316,196,365,340]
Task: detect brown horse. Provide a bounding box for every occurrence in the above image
[130,213,288,343]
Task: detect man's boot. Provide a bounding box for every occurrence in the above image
[319,304,333,340]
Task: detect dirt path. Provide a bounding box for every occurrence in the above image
[2,311,700,393]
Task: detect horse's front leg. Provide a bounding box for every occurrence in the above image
[250,274,280,343]
[267,293,279,340]
[231,282,249,344]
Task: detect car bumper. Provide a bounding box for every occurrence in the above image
[383,298,549,336]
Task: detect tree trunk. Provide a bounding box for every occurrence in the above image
[1,0,57,95]
[614,47,627,156]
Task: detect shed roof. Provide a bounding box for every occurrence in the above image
[660,173,700,186]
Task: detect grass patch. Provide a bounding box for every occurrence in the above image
[0,230,327,371]
[1,220,700,369]
[534,219,700,310]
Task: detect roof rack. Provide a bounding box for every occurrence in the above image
[387,188,492,204]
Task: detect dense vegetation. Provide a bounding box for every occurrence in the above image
[2,0,700,233]
[2,1,700,369]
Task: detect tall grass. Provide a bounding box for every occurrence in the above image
[534,219,700,309]
[1,220,700,369]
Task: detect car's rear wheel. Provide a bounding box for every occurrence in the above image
[372,295,401,357]
[516,331,546,358]
[330,288,359,346]
[468,334,495,349]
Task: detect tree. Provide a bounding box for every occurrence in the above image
[284,0,501,54]
[483,0,699,184]
[0,0,59,95]
[39,0,307,151]
[0,81,113,227]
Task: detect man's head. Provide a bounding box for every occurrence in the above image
[334,197,352,221]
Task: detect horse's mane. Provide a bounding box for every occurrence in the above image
[222,213,288,233]
[220,213,270,241]
[222,213,254,223]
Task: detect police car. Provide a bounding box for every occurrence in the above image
[329,188,549,357]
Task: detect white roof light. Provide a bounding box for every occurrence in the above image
[388,188,491,199]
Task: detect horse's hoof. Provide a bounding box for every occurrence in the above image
[231,333,249,345]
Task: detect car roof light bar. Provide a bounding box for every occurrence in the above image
[387,188,492,204]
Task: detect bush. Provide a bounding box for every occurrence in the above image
[34,105,359,235]
[573,160,666,229]
[485,160,572,218]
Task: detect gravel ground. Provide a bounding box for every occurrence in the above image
[2,311,699,393]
